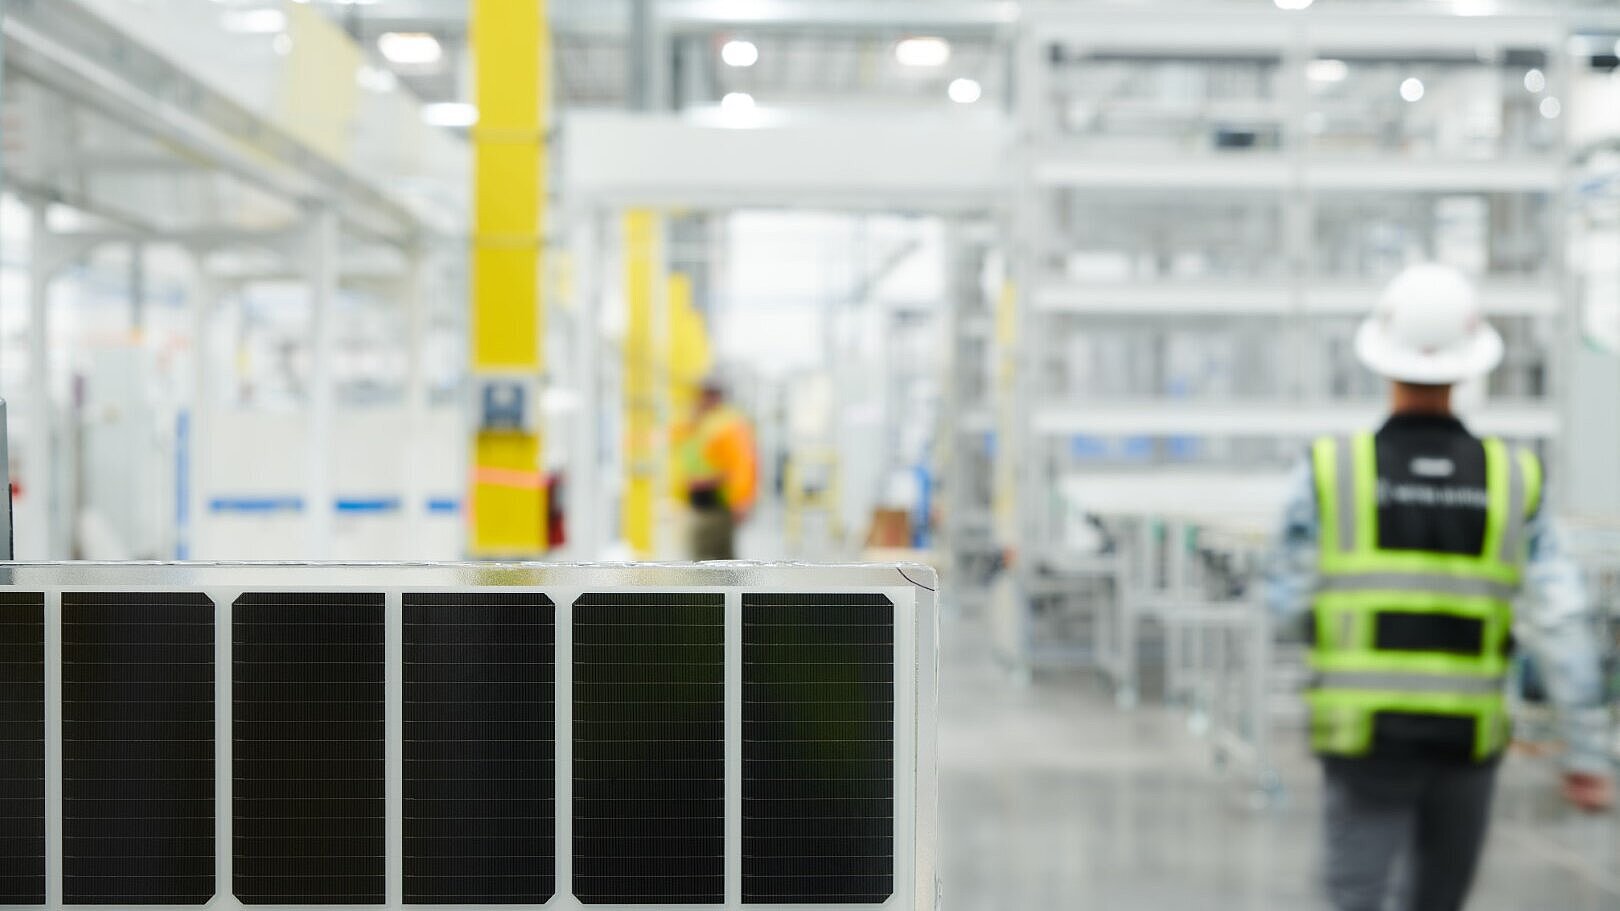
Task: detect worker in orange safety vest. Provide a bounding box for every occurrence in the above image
[677,379,758,561]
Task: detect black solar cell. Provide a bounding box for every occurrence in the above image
[572,592,725,905]
[232,592,384,906]
[0,591,44,906]
[62,591,215,905]
[403,591,555,904]
[743,593,895,905]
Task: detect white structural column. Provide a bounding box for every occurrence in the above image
[568,212,603,559]
[26,204,53,560]
[186,268,220,561]
[306,208,339,558]
[402,246,429,554]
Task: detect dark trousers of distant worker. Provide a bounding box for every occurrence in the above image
[1324,758,1498,911]
[690,505,736,561]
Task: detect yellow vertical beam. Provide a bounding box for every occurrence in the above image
[469,0,549,557]
[622,211,660,557]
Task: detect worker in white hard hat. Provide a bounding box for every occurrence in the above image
[1264,263,1614,911]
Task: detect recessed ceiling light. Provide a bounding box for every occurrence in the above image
[721,92,756,113]
[1540,96,1561,119]
[1523,68,1546,93]
[1400,77,1425,102]
[895,37,951,68]
[948,78,982,104]
[379,32,443,66]
[1274,0,1314,9]
[421,102,478,128]
[721,39,758,68]
[220,8,287,34]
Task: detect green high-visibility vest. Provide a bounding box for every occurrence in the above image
[681,406,741,486]
[1308,432,1542,762]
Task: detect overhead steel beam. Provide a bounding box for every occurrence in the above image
[658,0,1019,33]
[3,0,422,247]
[327,0,626,38]
[329,0,1015,35]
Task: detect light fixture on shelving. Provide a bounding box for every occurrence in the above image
[722,39,759,68]
[1306,59,1348,83]
[896,37,951,68]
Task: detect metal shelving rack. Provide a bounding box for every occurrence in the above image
[1001,5,1572,675]
[939,222,1000,611]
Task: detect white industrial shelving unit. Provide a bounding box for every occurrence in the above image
[939,222,1000,612]
[1000,7,1573,683]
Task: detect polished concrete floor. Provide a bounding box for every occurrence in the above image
[937,616,1620,910]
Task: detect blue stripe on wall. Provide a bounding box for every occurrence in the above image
[208,497,306,514]
[208,496,461,515]
[335,498,403,514]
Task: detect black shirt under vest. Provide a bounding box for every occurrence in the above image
[1373,413,1492,558]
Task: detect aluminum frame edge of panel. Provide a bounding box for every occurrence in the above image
[0,562,938,591]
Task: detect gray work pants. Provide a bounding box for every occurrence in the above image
[689,507,736,561]
[1323,758,1498,911]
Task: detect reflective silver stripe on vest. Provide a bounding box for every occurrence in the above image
[1316,573,1518,602]
[1334,435,1356,555]
[1497,447,1527,565]
[1311,670,1504,696]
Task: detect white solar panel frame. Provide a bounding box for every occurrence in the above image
[0,562,939,911]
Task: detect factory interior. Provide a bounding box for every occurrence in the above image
[2,0,1620,909]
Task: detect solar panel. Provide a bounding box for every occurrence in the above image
[402,592,554,905]
[572,592,725,905]
[0,591,43,906]
[62,591,215,905]
[743,593,895,904]
[0,563,938,910]
[232,592,384,906]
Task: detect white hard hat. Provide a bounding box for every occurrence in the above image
[1354,263,1503,385]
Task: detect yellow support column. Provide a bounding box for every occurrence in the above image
[468,0,549,557]
[621,211,661,558]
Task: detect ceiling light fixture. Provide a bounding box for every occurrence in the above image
[895,37,951,68]
[948,78,983,104]
[1539,96,1561,119]
[721,39,759,68]
[379,32,443,66]
[356,65,399,93]
[421,102,478,128]
[1274,0,1314,10]
[1306,59,1348,83]
[220,8,288,34]
[721,92,756,113]
[1400,77,1425,102]
[1523,68,1546,93]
